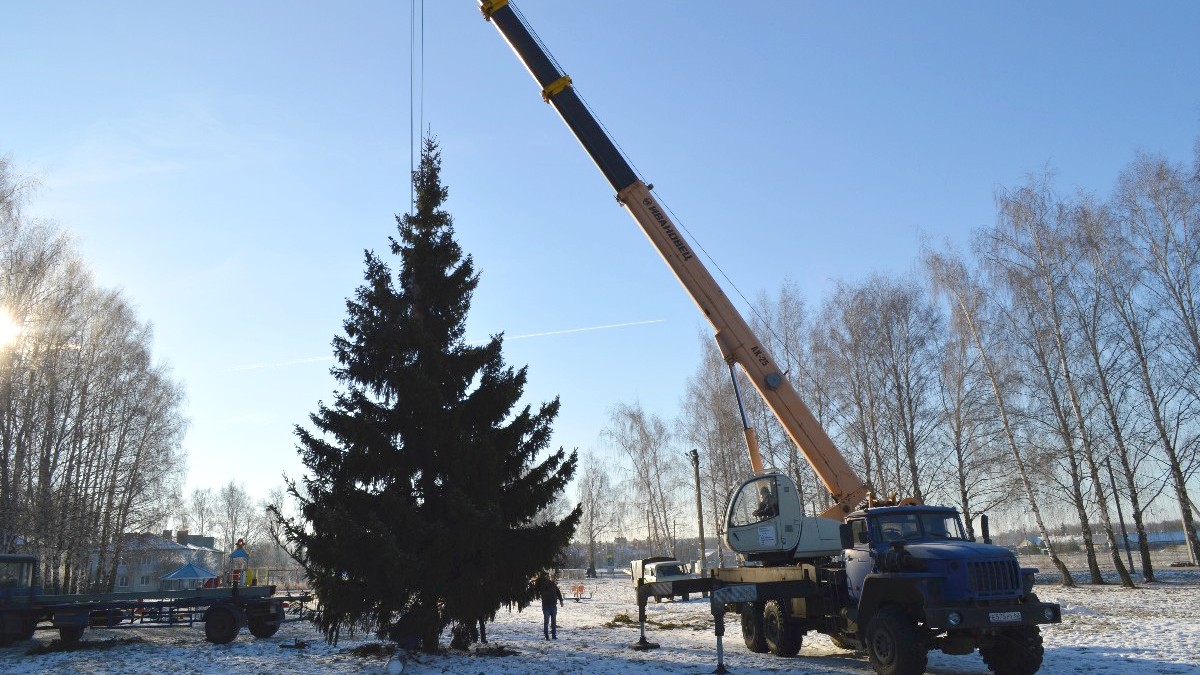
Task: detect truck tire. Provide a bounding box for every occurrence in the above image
[248,604,284,639]
[980,625,1044,675]
[741,602,767,653]
[204,605,239,644]
[58,625,84,644]
[763,600,802,657]
[865,606,926,675]
[0,612,34,645]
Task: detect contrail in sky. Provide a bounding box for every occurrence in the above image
[233,319,665,371]
[475,318,665,344]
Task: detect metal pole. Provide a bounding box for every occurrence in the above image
[1105,458,1136,576]
[690,449,707,576]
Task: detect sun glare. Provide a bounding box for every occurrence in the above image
[0,310,22,348]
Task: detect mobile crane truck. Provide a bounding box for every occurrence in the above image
[479,3,1061,675]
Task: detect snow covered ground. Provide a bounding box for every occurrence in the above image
[2,566,1197,675]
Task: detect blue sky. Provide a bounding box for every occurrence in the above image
[4,1,1199,504]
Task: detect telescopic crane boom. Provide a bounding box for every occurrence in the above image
[480,0,868,520]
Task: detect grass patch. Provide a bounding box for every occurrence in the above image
[602,613,708,631]
[603,613,636,628]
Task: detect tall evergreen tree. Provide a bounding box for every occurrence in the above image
[275,138,580,651]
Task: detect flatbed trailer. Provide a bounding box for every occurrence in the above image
[33,586,306,645]
[2,554,308,646]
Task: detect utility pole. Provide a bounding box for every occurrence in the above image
[689,449,706,576]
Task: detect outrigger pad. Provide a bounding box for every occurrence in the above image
[629,637,660,651]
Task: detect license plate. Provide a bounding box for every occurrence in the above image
[988,611,1022,623]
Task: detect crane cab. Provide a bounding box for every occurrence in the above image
[723,473,843,561]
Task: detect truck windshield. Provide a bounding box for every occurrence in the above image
[875,512,967,542]
[920,512,968,540]
[729,476,779,527]
[0,559,33,589]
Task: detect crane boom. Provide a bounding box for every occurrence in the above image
[480,0,869,519]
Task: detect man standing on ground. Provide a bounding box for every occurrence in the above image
[534,571,564,639]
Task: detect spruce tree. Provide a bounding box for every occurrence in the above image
[276,138,580,651]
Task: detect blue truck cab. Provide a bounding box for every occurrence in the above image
[0,555,39,605]
[0,554,40,646]
[841,506,1060,675]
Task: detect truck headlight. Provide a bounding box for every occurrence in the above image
[1042,607,1055,621]
[947,611,962,626]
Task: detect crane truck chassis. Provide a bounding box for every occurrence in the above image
[0,553,303,647]
[480,2,1061,675]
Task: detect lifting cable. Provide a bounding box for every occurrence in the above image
[408,0,425,215]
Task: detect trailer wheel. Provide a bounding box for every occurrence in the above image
[763,600,802,657]
[741,602,767,653]
[248,605,284,639]
[58,625,84,644]
[204,606,239,644]
[980,625,1044,675]
[18,617,36,642]
[865,606,926,675]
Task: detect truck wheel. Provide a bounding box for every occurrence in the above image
[980,625,1044,675]
[248,605,284,638]
[58,625,84,644]
[865,607,926,675]
[741,603,767,653]
[763,600,802,657]
[204,606,239,644]
[18,617,36,641]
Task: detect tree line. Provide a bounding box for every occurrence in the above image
[0,158,187,592]
[579,143,1200,588]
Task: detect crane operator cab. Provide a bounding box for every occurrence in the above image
[723,473,844,561]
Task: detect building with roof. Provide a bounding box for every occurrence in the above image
[96,530,224,594]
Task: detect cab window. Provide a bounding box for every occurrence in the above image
[729,477,779,527]
[919,512,967,540]
[850,519,870,549]
[874,513,921,542]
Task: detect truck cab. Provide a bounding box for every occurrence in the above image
[842,506,1058,657]
[631,556,703,602]
[0,554,40,646]
[0,555,38,604]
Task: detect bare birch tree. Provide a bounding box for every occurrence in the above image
[187,487,217,537]
[602,402,686,557]
[575,451,617,574]
[2,158,186,591]
[926,246,1075,585]
[1114,152,1200,565]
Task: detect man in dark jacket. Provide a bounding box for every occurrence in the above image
[534,571,564,639]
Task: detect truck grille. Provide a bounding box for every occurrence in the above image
[968,560,1020,597]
